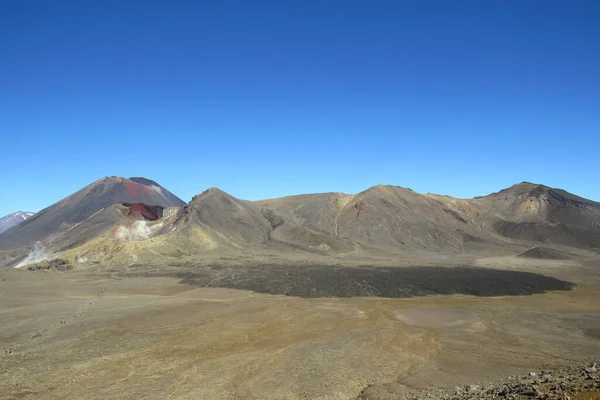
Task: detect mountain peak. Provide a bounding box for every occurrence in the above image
[0,176,185,250]
[481,182,550,199]
[191,187,235,203]
[515,181,548,189]
[129,177,160,187]
[362,184,415,196]
[0,211,36,234]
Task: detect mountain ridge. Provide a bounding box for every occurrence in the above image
[2,177,599,268]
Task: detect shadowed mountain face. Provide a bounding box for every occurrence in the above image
[1,179,599,268]
[0,176,185,251]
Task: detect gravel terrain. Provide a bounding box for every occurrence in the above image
[358,362,600,400]
[174,264,574,298]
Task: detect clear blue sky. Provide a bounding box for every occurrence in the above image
[1,0,598,215]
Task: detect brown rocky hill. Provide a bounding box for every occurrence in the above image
[257,191,351,236]
[476,182,600,226]
[260,185,495,253]
[172,187,273,247]
[259,183,600,254]
[168,188,353,253]
[3,179,599,268]
[474,182,600,249]
[0,176,185,265]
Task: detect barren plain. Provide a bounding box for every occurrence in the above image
[2,252,599,400]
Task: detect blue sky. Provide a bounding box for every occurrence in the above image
[1,0,598,215]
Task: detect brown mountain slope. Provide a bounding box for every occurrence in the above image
[52,187,356,266]
[335,185,482,251]
[259,185,492,252]
[256,183,600,253]
[476,182,600,227]
[257,192,353,236]
[4,181,600,268]
[0,176,185,252]
[474,182,600,249]
[166,188,354,253]
[171,187,273,247]
[49,202,169,254]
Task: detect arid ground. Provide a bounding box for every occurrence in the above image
[2,253,599,400]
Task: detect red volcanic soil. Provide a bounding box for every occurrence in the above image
[120,203,164,221]
[124,179,156,199]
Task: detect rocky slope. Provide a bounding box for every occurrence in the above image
[358,362,600,400]
[2,179,600,268]
[474,182,600,249]
[260,182,600,255]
